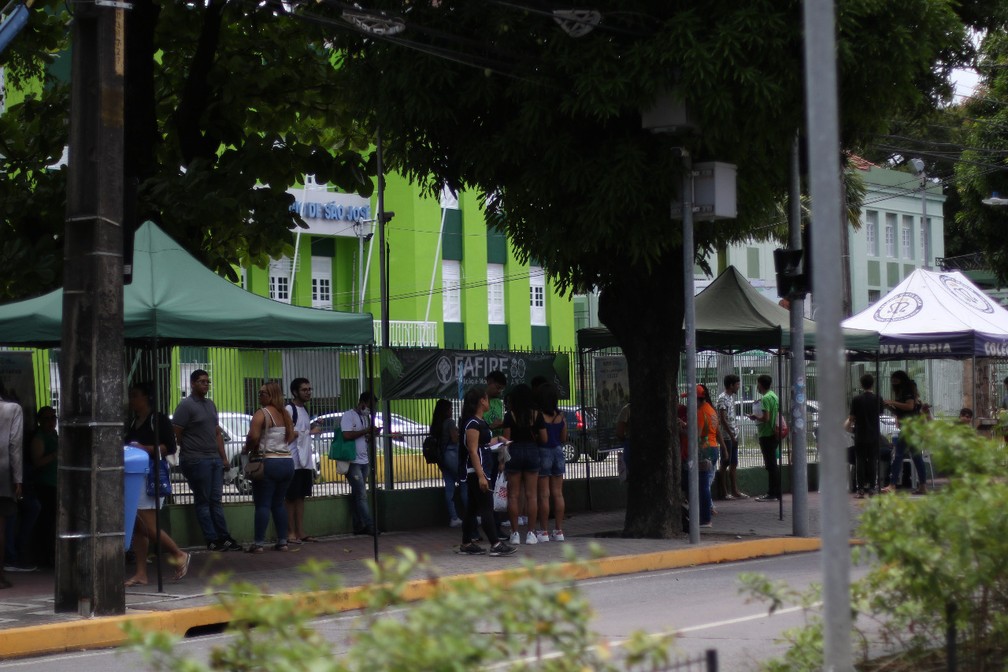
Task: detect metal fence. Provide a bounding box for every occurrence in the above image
[13,342,990,505]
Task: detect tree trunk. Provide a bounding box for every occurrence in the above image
[598,249,685,538]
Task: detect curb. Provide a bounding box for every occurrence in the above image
[0,536,822,659]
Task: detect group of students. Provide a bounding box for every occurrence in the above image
[429,372,568,557]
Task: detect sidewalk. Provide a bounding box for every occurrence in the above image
[0,491,860,658]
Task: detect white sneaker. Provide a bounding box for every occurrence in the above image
[525,531,538,545]
[449,518,462,528]
[518,516,528,527]
[551,529,565,542]
[535,530,550,543]
[509,532,520,545]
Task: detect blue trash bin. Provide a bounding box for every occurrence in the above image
[123,446,149,550]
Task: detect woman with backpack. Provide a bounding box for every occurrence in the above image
[429,399,465,528]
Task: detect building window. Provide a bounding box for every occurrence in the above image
[901,215,914,259]
[865,210,879,256]
[884,213,897,258]
[529,265,546,326]
[487,264,505,324]
[311,256,332,310]
[868,289,881,303]
[269,257,292,304]
[443,260,461,322]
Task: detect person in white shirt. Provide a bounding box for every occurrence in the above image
[285,378,321,544]
[340,392,378,535]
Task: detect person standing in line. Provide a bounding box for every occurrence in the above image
[502,384,545,545]
[882,370,927,495]
[340,391,378,536]
[243,381,295,552]
[430,399,465,527]
[173,370,241,552]
[689,384,721,527]
[457,386,515,557]
[847,374,882,498]
[285,378,320,544]
[0,382,23,589]
[536,384,567,542]
[748,374,781,502]
[716,374,747,499]
[124,382,190,585]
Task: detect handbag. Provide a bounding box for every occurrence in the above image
[243,456,265,481]
[492,472,508,512]
[329,415,360,461]
[146,457,172,497]
[774,414,790,440]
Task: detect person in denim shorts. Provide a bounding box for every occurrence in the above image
[536,384,566,542]
[502,384,546,545]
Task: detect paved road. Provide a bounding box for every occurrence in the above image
[0,550,864,672]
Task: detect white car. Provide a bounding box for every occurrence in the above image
[310,411,428,459]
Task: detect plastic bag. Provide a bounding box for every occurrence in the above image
[492,472,508,512]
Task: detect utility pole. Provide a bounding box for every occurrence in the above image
[789,134,809,537]
[57,2,127,616]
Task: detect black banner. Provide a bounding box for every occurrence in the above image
[381,348,570,400]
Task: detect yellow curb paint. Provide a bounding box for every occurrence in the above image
[0,536,824,659]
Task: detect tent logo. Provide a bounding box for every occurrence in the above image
[939,275,994,313]
[873,293,923,322]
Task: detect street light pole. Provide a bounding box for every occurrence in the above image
[911,158,929,269]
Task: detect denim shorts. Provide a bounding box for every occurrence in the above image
[539,446,565,477]
[504,442,541,474]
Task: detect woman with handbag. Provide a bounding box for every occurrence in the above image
[124,382,190,586]
[243,381,296,553]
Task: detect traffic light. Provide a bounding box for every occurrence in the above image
[773,248,808,300]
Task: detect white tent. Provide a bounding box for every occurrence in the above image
[842,269,1008,358]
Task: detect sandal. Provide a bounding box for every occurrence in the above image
[124,577,147,587]
[299,536,318,543]
[174,553,191,581]
[274,543,289,552]
[246,544,265,554]
[288,538,303,545]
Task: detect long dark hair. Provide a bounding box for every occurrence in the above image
[508,383,536,426]
[430,399,452,438]
[890,370,911,397]
[460,385,487,426]
[537,383,560,416]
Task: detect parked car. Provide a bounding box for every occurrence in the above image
[309,411,428,463]
[559,406,607,463]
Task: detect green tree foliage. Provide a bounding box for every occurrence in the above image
[742,418,1008,671]
[331,0,979,536]
[124,550,678,671]
[955,27,1008,279]
[0,0,373,297]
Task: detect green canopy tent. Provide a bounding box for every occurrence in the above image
[0,222,375,347]
[577,266,878,353]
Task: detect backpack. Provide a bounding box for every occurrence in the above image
[422,433,443,465]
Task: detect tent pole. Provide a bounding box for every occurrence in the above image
[366,344,379,562]
[577,344,592,511]
[777,353,784,521]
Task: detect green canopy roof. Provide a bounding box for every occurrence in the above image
[577,266,878,353]
[0,222,375,347]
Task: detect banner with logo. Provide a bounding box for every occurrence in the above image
[381,349,570,400]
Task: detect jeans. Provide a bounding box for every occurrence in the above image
[441,445,466,521]
[346,462,373,532]
[704,447,719,515]
[758,435,781,498]
[251,458,295,545]
[889,435,927,489]
[4,493,40,566]
[181,457,231,544]
[682,466,712,525]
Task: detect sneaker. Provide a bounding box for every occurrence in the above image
[754,494,776,502]
[489,541,517,557]
[221,537,243,552]
[207,540,226,552]
[458,542,485,555]
[525,531,539,545]
[699,522,713,528]
[535,530,550,543]
[3,564,36,573]
[449,517,463,528]
[509,532,520,545]
[518,516,528,527]
[551,529,565,542]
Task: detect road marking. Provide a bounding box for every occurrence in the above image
[675,604,811,633]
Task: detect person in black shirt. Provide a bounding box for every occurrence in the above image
[882,370,928,494]
[847,374,881,497]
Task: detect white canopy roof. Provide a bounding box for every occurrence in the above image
[842,269,1008,357]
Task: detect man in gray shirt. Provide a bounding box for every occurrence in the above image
[173,370,239,552]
